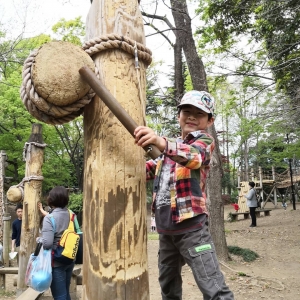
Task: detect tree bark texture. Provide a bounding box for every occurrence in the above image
[206,126,229,261]
[83,1,149,299]
[17,124,45,295]
[174,42,184,102]
[170,0,230,260]
[170,0,208,91]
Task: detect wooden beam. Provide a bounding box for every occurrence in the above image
[262,185,275,208]
[0,267,18,274]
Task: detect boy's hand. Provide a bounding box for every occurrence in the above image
[134,126,166,152]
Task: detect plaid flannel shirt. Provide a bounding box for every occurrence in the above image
[146,130,214,224]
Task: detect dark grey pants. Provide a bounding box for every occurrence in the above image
[158,225,234,300]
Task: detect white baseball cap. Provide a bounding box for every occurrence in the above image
[178,90,215,116]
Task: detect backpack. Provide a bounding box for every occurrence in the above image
[49,210,80,265]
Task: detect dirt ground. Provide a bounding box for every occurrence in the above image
[2,202,300,299]
[146,202,300,300]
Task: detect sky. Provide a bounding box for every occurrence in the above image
[0,0,179,89]
[0,1,174,65]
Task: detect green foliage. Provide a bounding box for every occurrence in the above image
[228,245,259,262]
[68,193,83,213]
[0,19,87,192]
[227,212,234,222]
[197,0,300,103]
[51,17,85,45]
[145,62,180,138]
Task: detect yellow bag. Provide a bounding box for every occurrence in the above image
[50,210,80,265]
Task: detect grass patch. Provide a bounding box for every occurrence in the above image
[228,245,259,262]
[227,212,235,222]
[148,232,159,240]
[0,289,16,297]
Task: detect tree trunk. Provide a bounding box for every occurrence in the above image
[206,126,229,261]
[170,0,230,260]
[174,42,184,101]
[17,124,45,295]
[170,0,208,91]
[83,1,149,299]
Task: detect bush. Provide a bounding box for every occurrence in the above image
[68,193,83,213]
[228,245,259,262]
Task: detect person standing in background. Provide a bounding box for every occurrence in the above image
[244,181,257,227]
[41,186,75,300]
[11,203,23,265]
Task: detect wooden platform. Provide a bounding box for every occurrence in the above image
[16,287,42,300]
[231,209,272,221]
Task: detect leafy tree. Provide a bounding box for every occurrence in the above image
[198,0,300,108]
[0,20,86,192]
[51,17,85,45]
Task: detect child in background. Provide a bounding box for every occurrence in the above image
[231,202,239,212]
[151,214,156,232]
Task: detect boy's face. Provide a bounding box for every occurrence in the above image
[178,105,214,138]
[16,208,23,219]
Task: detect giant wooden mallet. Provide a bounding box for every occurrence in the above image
[79,66,161,160]
[20,41,160,159]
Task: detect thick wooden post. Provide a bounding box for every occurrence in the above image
[83,1,149,299]
[17,124,45,295]
[0,151,10,266]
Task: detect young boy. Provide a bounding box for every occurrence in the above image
[11,203,23,265]
[134,91,234,299]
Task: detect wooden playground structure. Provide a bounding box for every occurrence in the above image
[234,166,300,220]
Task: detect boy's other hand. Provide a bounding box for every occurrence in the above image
[134,126,166,152]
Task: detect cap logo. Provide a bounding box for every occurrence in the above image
[201,94,213,109]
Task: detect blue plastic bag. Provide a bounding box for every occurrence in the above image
[25,244,52,292]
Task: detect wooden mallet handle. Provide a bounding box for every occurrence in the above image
[79,66,162,160]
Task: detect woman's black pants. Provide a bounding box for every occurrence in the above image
[250,207,257,226]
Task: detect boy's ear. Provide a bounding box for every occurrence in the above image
[207,117,215,127]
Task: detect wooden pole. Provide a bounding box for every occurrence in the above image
[83,1,149,299]
[17,124,45,295]
[79,66,161,159]
[259,167,263,201]
[0,151,10,266]
[272,166,277,206]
